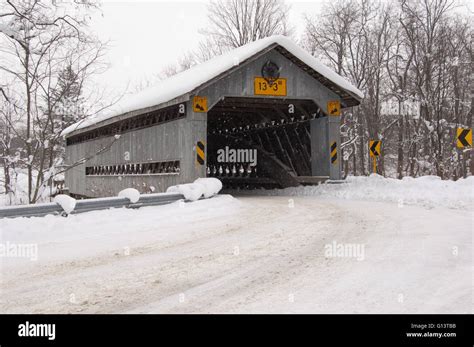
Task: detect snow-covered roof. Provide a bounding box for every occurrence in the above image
[63,35,363,137]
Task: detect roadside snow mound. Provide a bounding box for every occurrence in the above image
[267,175,474,209]
[167,183,205,201]
[167,178,223,201]
[54,195,76,214]
[118,188,140,203]
[194,178,223,198]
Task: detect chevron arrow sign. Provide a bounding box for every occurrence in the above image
[369,140,381,157]
[456,128,472,148]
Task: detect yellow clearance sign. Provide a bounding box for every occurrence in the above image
[327,100,341,116]
[254,77,287,96]
[193,96,208,112]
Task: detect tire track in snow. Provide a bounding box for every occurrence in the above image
[1,196,470,313]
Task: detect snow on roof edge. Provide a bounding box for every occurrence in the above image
[63,35,363,137]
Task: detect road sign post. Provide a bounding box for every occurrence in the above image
[325,100,342,180]
[369,140,381,174]
[456,127,472,178]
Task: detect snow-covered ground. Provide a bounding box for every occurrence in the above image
[235,174,474,210]
[0,168,54,206]
[0,176,472,313]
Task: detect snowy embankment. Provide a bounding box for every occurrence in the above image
[0,194,239,265]
[0,175,472,314]
[262,175,474,210]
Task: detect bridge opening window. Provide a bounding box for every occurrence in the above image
[66,103,186,146]
[86,160,180,176]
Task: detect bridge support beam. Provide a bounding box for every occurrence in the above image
[328,115,342,180]
[310,116,342,180]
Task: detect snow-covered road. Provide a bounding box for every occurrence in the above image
[1,191,472,313]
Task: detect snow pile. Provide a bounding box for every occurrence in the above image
[265,175,474,209]
[167,178,223,201]
[53,173,65,182]
[118,188,140,203]
[62,35,363,136]
[194,178,223,198]
[167,183,204,201]
[54,194,77,214]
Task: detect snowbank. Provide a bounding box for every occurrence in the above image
[54,194,76,214]
[1,194,239,266]
[263,175,474,209]
[167,178,223,201]
[118,188,140,203]
[62,35,363,136]
[194,177,223,198]
[167,183,205,201]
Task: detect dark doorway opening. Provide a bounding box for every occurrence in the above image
[207,97,326,189]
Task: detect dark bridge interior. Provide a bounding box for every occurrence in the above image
[207,97,326,189]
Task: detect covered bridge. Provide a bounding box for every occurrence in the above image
[62,35,363,198]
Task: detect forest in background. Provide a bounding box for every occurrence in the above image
[0,0,472,204]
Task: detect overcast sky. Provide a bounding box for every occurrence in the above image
[92,0,324,94]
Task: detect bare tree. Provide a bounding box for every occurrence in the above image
[204,0,292,50]
[153,0,292,81]
[399,0,471,178]
[303,0,360,76]
[157,51,199,80]
[0,0,108,203]
[0,90,21,203]
[304,0,395,176]
[303,0,472,179]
